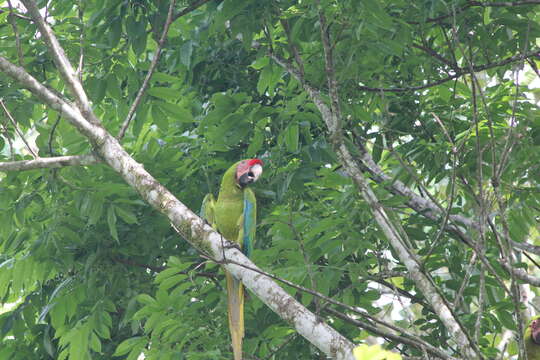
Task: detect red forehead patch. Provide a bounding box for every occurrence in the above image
[248,159,263,167]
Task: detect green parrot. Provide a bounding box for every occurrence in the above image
[201,159,263,360]
[526,316,540,359]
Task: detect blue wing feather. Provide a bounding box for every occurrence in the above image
[242,190,256,257]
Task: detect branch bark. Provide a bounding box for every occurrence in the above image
[0,154,99,172]
[0,55,355,360]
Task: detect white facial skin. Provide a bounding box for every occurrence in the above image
[248,164,263,182]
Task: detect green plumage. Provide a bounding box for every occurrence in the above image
[201,160,259,360]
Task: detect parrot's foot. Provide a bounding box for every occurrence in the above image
[224,243,242,252]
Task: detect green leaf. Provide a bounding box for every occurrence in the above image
[114,205,138,224]
[107,205,119,244]
[251,57,269,70]
[136,294,157,306]
[180,40,194,68]
[113,337,144,357]
[89,331,101,353]
[147,87,180,101]
[151,105,169,132]
[107,74,122,100]
[108,18,122,47]
[284,123,299,152]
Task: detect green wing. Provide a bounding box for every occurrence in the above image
[200,193,217,227]
[241,188,256,257]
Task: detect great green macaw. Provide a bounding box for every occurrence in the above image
[526,316,540,359]
[201,159,263,360]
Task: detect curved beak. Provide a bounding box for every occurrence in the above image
[238,164,263,187]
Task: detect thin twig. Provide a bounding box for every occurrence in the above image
[0,98,38,158]
[117,0,177,139]
[453,253,477,309]
[280,19,305,78]
[0,120,15,160]
[357,49,539,93]
[172,0,213,22]
[7,0,24,66]
[76,2,84,82]
[48,114,60,156]
[113,257,217,279]
[412,43,458,70]
[261,333,297,360]
[406,0,540,25]
[287,208,319,315]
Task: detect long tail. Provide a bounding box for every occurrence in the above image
[225,270,244,360]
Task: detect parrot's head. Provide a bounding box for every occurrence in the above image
[531,318,540,345]
[236,159,263,188]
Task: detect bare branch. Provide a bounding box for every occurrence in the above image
[0,119,14,160]
[0,154,98,172]
[502,262,540,287]
[357,49,540,93]
[0,8,32,21]
[412,43,458,70]
[7,0,24,66]
[118,0,176,140]
[0,98,38,158]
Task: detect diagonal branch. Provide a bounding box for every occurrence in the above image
[0,55,356,360]
[118,0,176,140]
[0,98,38,158]
[20,0,101,125]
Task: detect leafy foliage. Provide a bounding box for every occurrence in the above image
[1,0,539,359]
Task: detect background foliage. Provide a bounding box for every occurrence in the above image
[1,0,539,359]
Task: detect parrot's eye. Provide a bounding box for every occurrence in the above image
[248,172,254,177]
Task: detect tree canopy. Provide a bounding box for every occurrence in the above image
[1,0,540,359]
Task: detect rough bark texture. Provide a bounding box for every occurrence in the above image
[0,154,99,171]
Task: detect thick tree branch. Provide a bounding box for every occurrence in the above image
[0,154,99,172]
[0,56,355,360]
